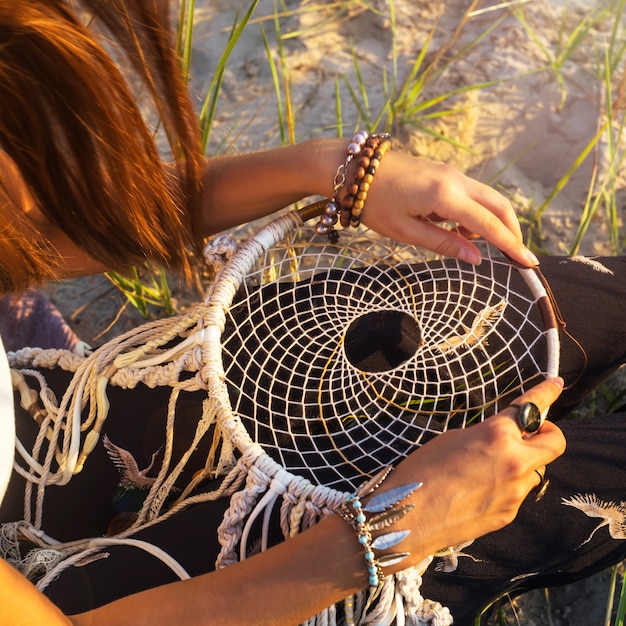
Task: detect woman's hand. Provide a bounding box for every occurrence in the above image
[201,139,537,271]
[378,377,566,569]
[361,151,539,268]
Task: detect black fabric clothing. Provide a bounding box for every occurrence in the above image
[2,254,626,624]
[422,413,626,624]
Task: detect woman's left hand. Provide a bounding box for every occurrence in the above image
[361,151,538,268]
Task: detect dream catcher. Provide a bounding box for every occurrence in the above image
[220,204,560,494]
[6,202,560,625]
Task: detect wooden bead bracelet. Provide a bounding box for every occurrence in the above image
[315,130,391,242]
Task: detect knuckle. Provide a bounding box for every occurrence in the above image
[482,418,511,446]
[502,196,515,214]
[427,165,457,199]
[480,212,502,238]
[502,456,526,481]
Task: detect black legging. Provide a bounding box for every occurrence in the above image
[422,255,626,624]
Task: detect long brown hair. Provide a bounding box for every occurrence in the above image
[0,0,205,293]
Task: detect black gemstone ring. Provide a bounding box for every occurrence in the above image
[509,401,542,434]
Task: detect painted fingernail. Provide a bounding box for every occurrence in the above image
[525,248,539,266]
[459,248,482,265]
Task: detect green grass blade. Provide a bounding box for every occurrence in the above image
[613,566,626,626]
[394,23,436,108]
[199,0,259,152]
[389,0,397,99]
[260,22,287,144]
[176,0,187,58]
[407,122,477,153]
[178,0,195,84]
[535,120,608,221]
[350,39,370,117]
[334,75,344,137]
[273,3,296,144]
[341,73,371,128]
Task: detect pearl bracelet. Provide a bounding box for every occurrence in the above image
[315,130,391,242]
[345,136,391,229]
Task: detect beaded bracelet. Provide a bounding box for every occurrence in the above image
[338,133,384,229]
[337,466,422,598]
[315,130,369,243]
[340,493,384,587]
[315,130,391,243]
[344,136,392,229]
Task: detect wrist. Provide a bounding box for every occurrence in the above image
[300,137,351,198]
[310,131,392,241]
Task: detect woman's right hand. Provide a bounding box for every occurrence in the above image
[378,377,566,570]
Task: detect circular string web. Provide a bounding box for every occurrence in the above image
[221,225,554,492]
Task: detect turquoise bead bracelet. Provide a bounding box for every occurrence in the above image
[337,467,423,599]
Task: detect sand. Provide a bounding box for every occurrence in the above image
[189,0,623,254]
[45,1,625,623]
[52,0,626,341]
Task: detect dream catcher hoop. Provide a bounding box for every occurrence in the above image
[214,202,560,492]
[6,202,560,625]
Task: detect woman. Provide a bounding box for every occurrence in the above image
[0,1,614,624]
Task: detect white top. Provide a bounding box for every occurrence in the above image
[0,335,15,505]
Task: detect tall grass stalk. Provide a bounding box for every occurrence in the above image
[340,0,534,150]
[106,267,175,319]
[531,1,626,256]
[614,566,626,626]
[531,120,607,234]
[608,0,626,74]
[198,0,259,152]
[261,1,297,145]
[605,566,619,626]
[177,0,195,84]
[514,2,612,108]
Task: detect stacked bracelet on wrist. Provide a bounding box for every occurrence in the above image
[315,130,391,243]
[337,465,421,599]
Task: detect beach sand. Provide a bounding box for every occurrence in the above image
[46,2,625,622]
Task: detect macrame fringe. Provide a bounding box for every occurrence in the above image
[214,453,453,626]
[2,226,464,624]
[0,521,65,581]
[5,331,455,626]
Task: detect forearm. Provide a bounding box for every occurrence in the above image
[1,514,368,626]
[13,134,534,279]
[0,559,72,626]
[71,514,371,626]
[3,510,417,626]
[200,138,346,236]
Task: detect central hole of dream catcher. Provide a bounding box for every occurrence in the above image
[344,310,422,372]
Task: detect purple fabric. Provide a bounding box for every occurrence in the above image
[0,289,80,352]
